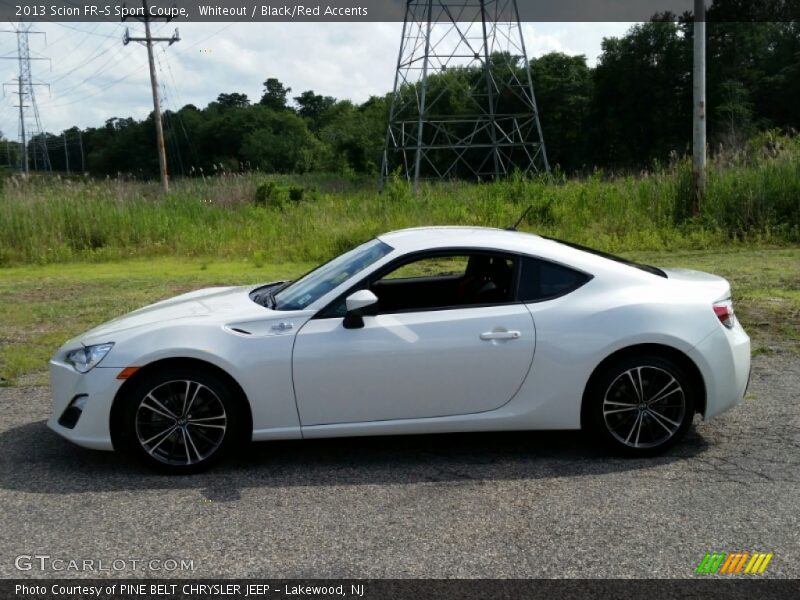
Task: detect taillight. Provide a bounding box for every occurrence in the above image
[713,299,735,329]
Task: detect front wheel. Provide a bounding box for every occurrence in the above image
[585,355,696,456]
[118,367,243,473]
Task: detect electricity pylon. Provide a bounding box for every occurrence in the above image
[382,0,549,187]
[1,24,51,173]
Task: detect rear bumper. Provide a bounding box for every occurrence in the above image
[688,319,751,420]
[47,360,122,451]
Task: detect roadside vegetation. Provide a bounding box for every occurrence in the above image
[0,131,798,266]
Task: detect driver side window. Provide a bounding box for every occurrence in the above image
[328,252,517,317]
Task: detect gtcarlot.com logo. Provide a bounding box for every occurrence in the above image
[14,554,195,572]
[696,551,773,575]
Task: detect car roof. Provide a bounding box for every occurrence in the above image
[378,226,546,253]
[376,226,652,280]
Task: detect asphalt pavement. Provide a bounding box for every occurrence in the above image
[0,352,798,579]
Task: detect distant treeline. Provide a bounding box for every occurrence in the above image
[3,10,798,178]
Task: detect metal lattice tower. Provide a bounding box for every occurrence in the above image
[1,25,51,172]
[382,0,549,187]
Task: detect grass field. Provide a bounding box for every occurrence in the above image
[0,247,797,386]
[0,132,798,266]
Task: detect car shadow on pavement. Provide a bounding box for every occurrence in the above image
[0,419,710,499]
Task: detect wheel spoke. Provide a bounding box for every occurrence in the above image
[188,414,226,422]
[604,406,639,416]
[646,375,678,404]
[145,393,178,419]
[626,370,642,402]
[188,422,225,430]
[604,400,638,407]
[636,367,645,403]
[634,412,644,447]
[184,427,203,462]
[624,412,642,444]
[647,407,681,428]
[148,426,177,454]
[646,410,675,435]
[181,381,191,417]
[180,428,192,464]
[142,424,176,446]
[184,382,202,417]
[139,402,176,421]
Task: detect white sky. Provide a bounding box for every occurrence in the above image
[0,22,634,137]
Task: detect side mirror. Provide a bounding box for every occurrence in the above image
[343,290,378,329]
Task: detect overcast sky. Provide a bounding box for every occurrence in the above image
[0,22,634,137]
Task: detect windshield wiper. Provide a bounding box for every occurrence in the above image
[265,281,291,309]
[263,290,276,309]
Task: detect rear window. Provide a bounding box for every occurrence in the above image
[518,257,592,302]
[545,237,667,278]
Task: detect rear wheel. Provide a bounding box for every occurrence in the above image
[586,355,695,456]
[119,367,243,473]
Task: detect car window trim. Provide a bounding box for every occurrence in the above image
[314,247,525,319]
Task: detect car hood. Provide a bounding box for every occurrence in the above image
[79,285,264,342]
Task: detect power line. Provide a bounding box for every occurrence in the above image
[52,23,120,39]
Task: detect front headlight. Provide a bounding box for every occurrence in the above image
[65,343,114,374]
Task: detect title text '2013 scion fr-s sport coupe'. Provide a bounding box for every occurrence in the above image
[48,227,751,472]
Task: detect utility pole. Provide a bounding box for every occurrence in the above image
[693,0,707,215]
[123,0,179,194]
[63,132,70,174]
[78,129,85,173]
[17,76,27,172]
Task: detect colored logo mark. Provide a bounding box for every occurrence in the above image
[696,552,773,574]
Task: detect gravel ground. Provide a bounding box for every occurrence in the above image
[0,351,798,579]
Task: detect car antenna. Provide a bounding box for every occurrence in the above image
[506,205,533,231]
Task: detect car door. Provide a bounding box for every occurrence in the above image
[291,251,536,426]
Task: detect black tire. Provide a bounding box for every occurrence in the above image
[117,366,244,473]
[585,354,696,457]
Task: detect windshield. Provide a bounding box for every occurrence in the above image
[274,239,394,310]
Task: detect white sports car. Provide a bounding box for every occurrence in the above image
[48,227,751,472]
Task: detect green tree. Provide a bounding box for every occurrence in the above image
[241,109,323,172]
[215,92,250,109]
[530,52,593,172]
[294,90,336,130]
[590,18,691,169]
[260,78,291,111]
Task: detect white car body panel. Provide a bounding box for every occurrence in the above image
[293,304,535,425]
[46,227,751,451]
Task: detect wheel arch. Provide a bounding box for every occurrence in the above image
[109,357,253,451]
[580,343,707,429]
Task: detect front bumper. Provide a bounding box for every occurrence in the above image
[47,359,123,451]
[688,318,751,420]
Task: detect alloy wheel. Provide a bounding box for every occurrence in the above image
[135,380,227,466]
[602,365,686,449]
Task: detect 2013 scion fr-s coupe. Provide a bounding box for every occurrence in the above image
[48,227,751,472]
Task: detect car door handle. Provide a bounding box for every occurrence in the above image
[480,330,521,341]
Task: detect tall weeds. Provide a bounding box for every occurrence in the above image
[1,135,798,266]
